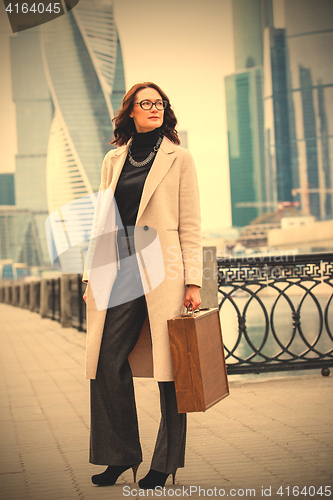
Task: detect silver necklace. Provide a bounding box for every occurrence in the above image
[128,135,162,168]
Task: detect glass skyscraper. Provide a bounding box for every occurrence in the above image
[0,175,15,206]
[226,0,273,226]
[226,68,267,226]
[263,27,294,206]
[226,0,333,227]
[284,0,333,219]
[7,0,126,267]
[232,0,273,71]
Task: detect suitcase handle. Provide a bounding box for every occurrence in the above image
[181,306,210,317]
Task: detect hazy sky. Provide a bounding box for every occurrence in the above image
[0,0,235,230]
[112,0,236,230]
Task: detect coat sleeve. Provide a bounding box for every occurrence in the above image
[178,150,202,287]
[82,152,113,283]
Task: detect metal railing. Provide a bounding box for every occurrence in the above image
[34,281,41,314]
[1,252,332,376]
[23,283,30,309]
[70,274,86,332]
[217,252,333,375]
[47,278,61,321]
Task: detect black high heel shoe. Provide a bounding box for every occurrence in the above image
[92,463,140,486]
[138,469,176,489]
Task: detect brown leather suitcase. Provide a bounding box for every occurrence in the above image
[168,308,229,413]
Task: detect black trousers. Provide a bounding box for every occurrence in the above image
[89,260,186,474]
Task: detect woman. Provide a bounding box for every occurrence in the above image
[83,82,202,489]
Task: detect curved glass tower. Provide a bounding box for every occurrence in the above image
[9,1,125,268]
[40,0,126,271]
[41,0,125,212]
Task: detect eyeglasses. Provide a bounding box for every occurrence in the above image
[133,99,168,111]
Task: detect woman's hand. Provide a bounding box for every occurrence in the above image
[83,287,87,304]
[184,284,201,311]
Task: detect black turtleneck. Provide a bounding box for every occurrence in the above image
[114,127,162,232]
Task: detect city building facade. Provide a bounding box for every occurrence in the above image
[225,67,267,226]
[263,27,293,206]
[226,0,273,227]
[284,0,333,220]
[5,0,126,270]
[226,0,333,228]
[0,174,15,206]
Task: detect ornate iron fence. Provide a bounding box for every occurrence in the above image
[70,274,86,331]
[14,284,20,306]
[1,252,332,376]
[34,281,41,313]
[47,278,61,321]
[23,283,30,309]
[218,252,333,375]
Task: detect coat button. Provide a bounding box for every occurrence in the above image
[144,225,149,231]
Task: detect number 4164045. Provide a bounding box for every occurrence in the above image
[277,485,331,497]
[6,3,61,14]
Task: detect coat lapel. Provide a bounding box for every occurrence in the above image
[109,143,129,192]
[136,137,176,223]
[107,136,176,223]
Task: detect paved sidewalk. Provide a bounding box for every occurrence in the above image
[0,303,332,500]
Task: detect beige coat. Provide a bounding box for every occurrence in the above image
[83,136,202,381]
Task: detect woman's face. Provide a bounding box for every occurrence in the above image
[129,88,165,133]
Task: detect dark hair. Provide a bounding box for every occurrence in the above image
[111,82,180,146]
